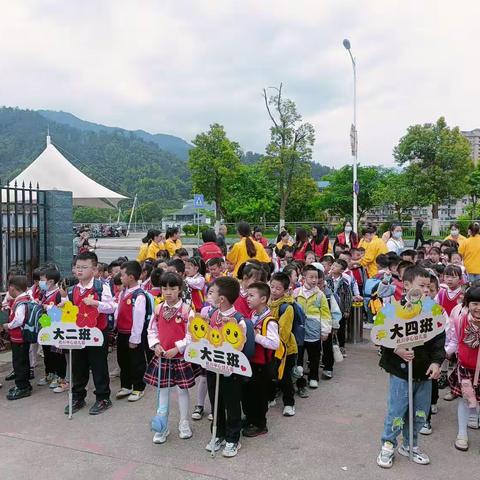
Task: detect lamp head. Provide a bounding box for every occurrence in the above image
[343,39,351,50]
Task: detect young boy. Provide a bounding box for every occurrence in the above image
[269,272,298,415]
[243,282,279,437]
[294,265,332,395]
[320,256,334,276]
[205,257,226,287]
[5,276,32,400]
[114,261,147,402]
[377,265,445,468]
[62,252,116,415]
[203,276,246,458]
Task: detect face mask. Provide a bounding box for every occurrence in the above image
[393,231,402,240]
[345,226,353,233]
[39,280,48,291]
[451,230,459,237]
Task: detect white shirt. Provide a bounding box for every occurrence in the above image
[114,286,146,345]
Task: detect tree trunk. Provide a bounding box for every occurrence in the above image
[279,195,287,229]
[431,202,440,236]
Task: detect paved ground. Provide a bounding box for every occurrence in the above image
[1,338,479,480]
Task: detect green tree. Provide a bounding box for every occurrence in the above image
[466,167,480,219]
[394,117,472,234]
[372,170,419,221]
[188,124,241,229]
[73,207,113,223]
[262,84,315,227]
[317,165,386,219]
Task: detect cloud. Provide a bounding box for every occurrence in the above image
[0,0,478,168]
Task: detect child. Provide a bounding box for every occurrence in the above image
[140,262,154,291]
[173,248,189,263]
[349,248,367,295]
[145,272,196,444]
[114,261,147,403]
[205,257,226,287]
[269,272,298,415]
[445,285,480,452]
[243,282,280,437]
[304,251,316,266]
[427,247,442,265]
[184,257,206,312]
[62,252,116,415]
[166,259,192,306]
[320,256,334,276]
[438,265,463,316]
[234,260,267,318]
[147,268,164,300]
[29,269,42,302]
[37,268,67,393]
[294,265,332,395]
[282,264,300,294]
[203,276,246,457]
[377,265,445,469]
[5,276,32,400]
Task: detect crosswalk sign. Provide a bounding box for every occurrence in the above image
[193,194,204,208]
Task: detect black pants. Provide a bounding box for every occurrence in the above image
[207,371,242,443]
[242,364,270,429]
[43,345,67,378]
[271,354,296,407]
[296,340,322,388]
[142,329,154,365]
[414,233,425,249]
[117,333,146,391]
[322,334,334,372]
[72,332,110,401]
[337,318,346,348]
[12,342,31,389]
[428,379,439,422]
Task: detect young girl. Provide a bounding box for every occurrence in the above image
[140,262,154,291]
[292,228,310,262]
[145,272,198,444]
[304,251,316,266]
[234,260,267,318]
[283,263,300,293]
[446,286,480,451]
[184,257,206,312]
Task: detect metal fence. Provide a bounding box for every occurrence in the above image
[1,182,47,289]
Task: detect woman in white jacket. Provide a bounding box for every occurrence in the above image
[386,223,405,256]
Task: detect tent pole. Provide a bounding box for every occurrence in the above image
[127,194,137,237]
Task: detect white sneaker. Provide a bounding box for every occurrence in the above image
[127,390,144,402]
[309,379,319,389]
[208,413,213,421]
[205,437,225,452]
[179,420,193,439]
[283,405,295,417]
[430,404,438,414]
[53,380,69,393]
[153,430,169,444]
[222,442,241,458]
[109,367,121,378]
[37,376,50,386]
[116,388,132,399]
[468,414,480,429]
[49,375,59,389]
[397,445,430,465]
[268,399,277,408]
[419,422,432,435]
[377,442,394,469]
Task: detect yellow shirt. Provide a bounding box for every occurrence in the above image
[359,235,388,277]
[276,240,293,251]
[444,234,467,249]
[165,238,182,257]
[146,241,165,260]
[226,237,271,277]
[459,235,480,274]
[136,243,149,263]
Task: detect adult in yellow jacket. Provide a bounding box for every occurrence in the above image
[459,223,480,281]
[358,226,388,278]
[444,223,467,249]
[227,221,270,277]
[146,233,165,260]
[136,229,161,263]
[165,227,182,257]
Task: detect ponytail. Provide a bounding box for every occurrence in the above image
[142,228,160,245]
[245,237,257,258]
[237,221,257,258]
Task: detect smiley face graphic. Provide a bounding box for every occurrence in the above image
[221,321,245,350]
[188,316,210,342]
[208,328,223,347]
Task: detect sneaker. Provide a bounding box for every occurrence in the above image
[5,371,16,381]
[321,371,333,381]
[115,388,132,399]
[29,368,35,380]
[49,376,59,389]
[205,437,225,452]
[179,420,193,439]
[222,442,241,458]
[243,425,268,437]
[208,413,213,421]
[419,422,432,435]
[268,399,277,408]
[6,386,32,401]
[397,445,430,465]
[438,371,448,389]
[340,347,347,358]
[109,367,120,377]
[192,405,204,420]
[309,379,319,388]
[444,391,455,401]
[64,399,86,414]
[468,414,480,429]
[291,366,304,379]
[454,435,469,451]
[37,373,53,386]
[283,405,296,417]
[53,379,69,393]
[127,390,145,402]
[430,404,438,414]
[376,441,394,469]
[153,430,169,444]
[298,387,309,398]
[89,399,112,415]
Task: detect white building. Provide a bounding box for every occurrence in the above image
[462,129,480,166]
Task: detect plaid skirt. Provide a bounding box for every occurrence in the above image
[448,364,480,401]
[144,356,201,390]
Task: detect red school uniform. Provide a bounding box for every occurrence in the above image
[8,293,31,344]
[234,288,253,319]
[437,287,463,317]
[70,284,107,330]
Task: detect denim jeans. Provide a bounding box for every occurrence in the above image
[381,374,432,448]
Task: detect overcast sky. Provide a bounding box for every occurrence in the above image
[1,0,478,167]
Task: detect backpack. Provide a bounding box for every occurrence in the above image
[279,301,306,347]
[22,301,44,343]
[363,278,382,321]
[131,288,155,328]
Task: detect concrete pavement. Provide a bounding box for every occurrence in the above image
[1,339,478,480]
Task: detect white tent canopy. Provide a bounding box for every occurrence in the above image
[10,136,128,208]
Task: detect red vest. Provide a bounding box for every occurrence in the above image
[40,289,61,307]
[336,232,359,248]
[155,302,189,357]
[293,242,309,261]
[72,285,107,330]
[198,242,224,261]
[31,284,41,302]
[438,288,462,316]
[9,294,31,344]
[458,315,480,370]
[310,237,330,258]
[117,289,142,334]
[191,288,205,313]
[250,315,275,365]
[234,291,253,319]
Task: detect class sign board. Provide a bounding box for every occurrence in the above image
[371,297,446,349]
[184,316,252,377]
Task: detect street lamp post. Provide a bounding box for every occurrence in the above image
[343,39,358,233]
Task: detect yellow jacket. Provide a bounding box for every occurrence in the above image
[136,243,149,263]
[444,234,467,249]
[146,241,165,260]
[165,238,182,257]
[227,237,270,277]
[459,235,480,274]
[276,240,293,251]
[269,295,298,356]
[359,235,388,277]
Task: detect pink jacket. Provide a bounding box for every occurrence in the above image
[445,303,468,356]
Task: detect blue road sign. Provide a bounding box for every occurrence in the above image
[193,194,204,208]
